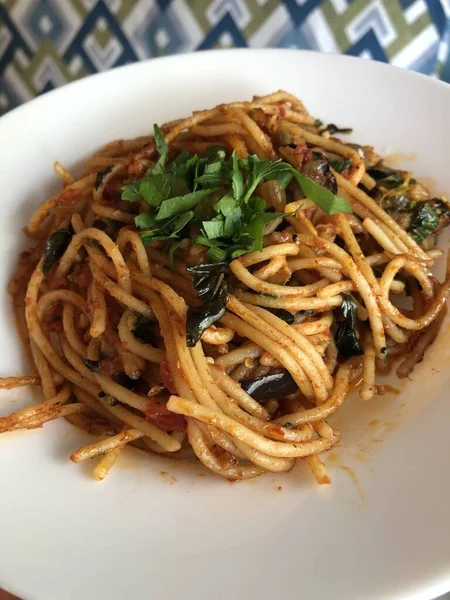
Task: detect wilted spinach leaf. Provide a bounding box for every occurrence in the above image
[132,315,156,343]
[334,294,363,357]
[408,203,439,243]
[42,227,73,275]
[185,262,229,303]
[94,165,114,190]
[185,263,230,346]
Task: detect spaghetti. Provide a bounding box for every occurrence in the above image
[2,91,449,484]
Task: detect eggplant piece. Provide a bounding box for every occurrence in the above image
[240,371,298,404]
[301,151,338,194]
[267,308,316,325]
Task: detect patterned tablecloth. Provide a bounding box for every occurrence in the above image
[1,0,450,116]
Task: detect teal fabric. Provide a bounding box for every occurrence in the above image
[1,0,449,116]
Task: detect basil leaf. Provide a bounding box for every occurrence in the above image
[42,227,73,275]
[156,189,214,220]
[185,263,230,346]
[133,315,156,343]
[95,165,114,190]
[334,294,363,357]
[186,286,228,347]
[139,173,170,207]
[186,262,229,303]
[292,170,351,214]
[408,203,439,243]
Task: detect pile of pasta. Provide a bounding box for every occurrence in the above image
[2,90,449,483]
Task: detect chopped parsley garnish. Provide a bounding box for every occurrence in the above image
[121,124,352,263]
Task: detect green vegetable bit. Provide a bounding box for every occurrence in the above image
[121,123,352,265]
[408,203,440,243]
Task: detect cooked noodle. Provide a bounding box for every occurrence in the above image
[2,91,449,485]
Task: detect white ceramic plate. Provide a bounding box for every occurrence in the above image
[1,49,450,600]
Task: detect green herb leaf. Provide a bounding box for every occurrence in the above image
[139,173,170,207]
[42,227,73,275]
[231,151,243,200]
[154,124,167,159]
[170,211,194,237]
[215,193,238,217]
[168,239,184,269]
[241,211,286,252]
[334,294,363,357]
[95,165,114,190]
[186,262,229,303]
[330,159,352,173]
[132,315,156,344]
[408,203,439,243]
[206,246,227,263]
[243,157,292,203]
[135,212,157,229]
[202,218,225,239]
[156,189,214,220]
[186,287,228,347]
[185,262,230,346]
[121,181,141,202]
[292,171,351,214]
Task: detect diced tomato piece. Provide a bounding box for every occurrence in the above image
[160,360,177,394]
[56,188,81,207]
[98,357,122,376]
[128,161,146,178]
[145,397,186,431]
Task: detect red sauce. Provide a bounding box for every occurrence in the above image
[145,396,186,431]
[160,360,177,395]
[56,188,81,206]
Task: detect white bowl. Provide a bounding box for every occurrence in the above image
[0,49,449,600]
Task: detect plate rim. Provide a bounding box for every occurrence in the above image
[1,48,450,131]
[1,48,450,600]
